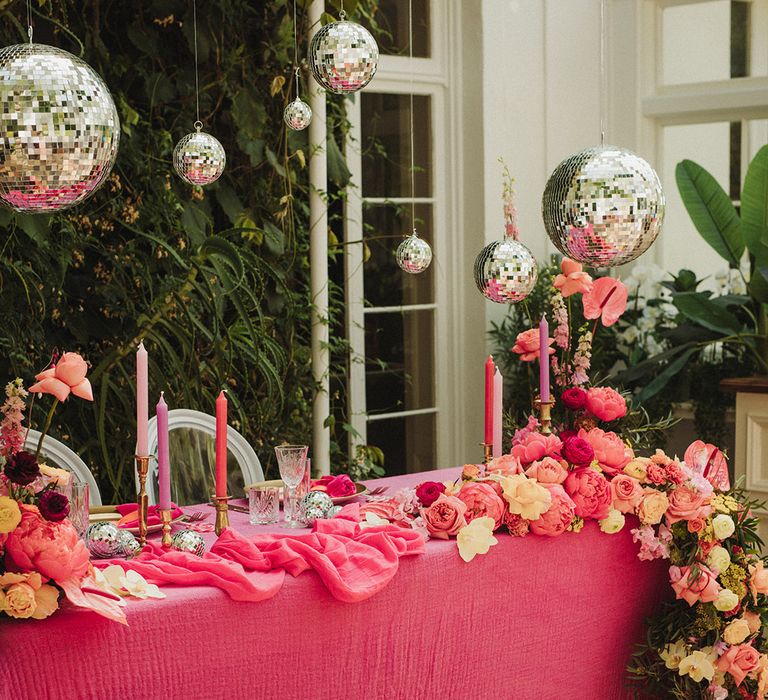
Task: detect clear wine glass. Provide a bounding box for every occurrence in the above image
[274,445,308,528]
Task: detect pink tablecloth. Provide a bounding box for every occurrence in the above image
[0,468,667,700]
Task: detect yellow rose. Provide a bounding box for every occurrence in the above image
[723,618,751,645]
[3,582,37,618]
[39,463,72,487]
[0,496,21,534]
[0,572,59,620]
[637,489,669,525]
[599,509,626,534]
[624,459,649,482]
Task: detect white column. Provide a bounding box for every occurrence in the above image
[308,0,331,475]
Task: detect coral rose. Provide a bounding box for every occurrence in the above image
[29,352,93,402]
[578,428,632,475]
[637,489,669,525]
[716,644,761,686]
[4,504,89,583]
[511,432,562,465]
[561,387,588,410]
[584,387,627,422]
[498,474,552,521]
[669,564,721,606]
[553,258,593,297]
[421,495,467,540]
[529,484,575,537]
[457,482,505,529]
[486,454,523,476]
[561,437,594,467]
[564,467,612,520]
[415,481,446,507]
[512,328,555,362]
[524,457,568,484]
[610,474,643,514]
[665,485,712,525]
[582,277,629,327]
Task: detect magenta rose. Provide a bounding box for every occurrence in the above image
[579,428,632,475]
[530,484,576,537]
[325,475,356,498]
[610,474,643,514]
[561,387,588,410]
[456,482,505,529]
[511,432,562,465]
[524,457,568,484]
[564,467,612,520]
[421,494,467,539]
[585,387,627,422]
[562,437,595,467]
[416,481,446,507]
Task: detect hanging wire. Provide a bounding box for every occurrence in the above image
[408,0,416,235]
[193,0,202,129]
[26,0,32,43]
[339,0,346,20]
[599,0,607,145]
[293,0,300,98]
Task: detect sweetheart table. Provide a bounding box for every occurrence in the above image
[0,468,667,700]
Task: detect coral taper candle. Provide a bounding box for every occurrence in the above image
[215,390,228,498]
[136,342,148,456]
[484,356,494,445]
[539,316,550,402]
[492,368,503,458]
[156,392,171,510]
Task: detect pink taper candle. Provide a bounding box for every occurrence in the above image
[136,342,148,456]
[215,390,228,497]
[156,393,171,510]
[484,356,494,445]
[492,368,503,458]
[539,316,550,402]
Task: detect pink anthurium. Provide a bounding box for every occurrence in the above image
[582,277,628,327]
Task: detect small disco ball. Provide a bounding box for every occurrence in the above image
[396,233,432,274]
[173,128,226,186]
[170,530,206,557]
[303,504,328,525]
[474,238,538,303]
[301,490,334,515]
[284,98,312,131]
[116,529,141,557]
[327,505,342,518]
[309,19,378,94]
[542,145,665,268]
[0,43,120,212]
[85,522,122,559]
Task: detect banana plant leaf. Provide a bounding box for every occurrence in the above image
[672,292,744,336]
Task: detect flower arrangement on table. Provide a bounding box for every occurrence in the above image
[361,258,768,699]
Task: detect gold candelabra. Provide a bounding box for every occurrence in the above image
[481,442,492,465]
[534,396,555,435]
[135,455,150,546]
[212,494,230,536]
[159,508,173,549]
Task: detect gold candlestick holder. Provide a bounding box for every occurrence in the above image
[135,455,150,546]
[481,442,492,465]
[212,494,230,536]
[159,508,173,549]
[534,396,555,435]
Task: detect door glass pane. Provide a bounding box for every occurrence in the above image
[361,93,431,198]
[363,202,434,306]
[367,413,436,474]
[365,309,435,414]
[373,0,430,57]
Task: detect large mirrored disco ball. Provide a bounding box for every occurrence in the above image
[284,98,312,131]
[0,43,120,213]
[474,238,538,303]
[396,233,432,274]
[309,20,378,94]
[173,130,226,186]
[542,146,665,268]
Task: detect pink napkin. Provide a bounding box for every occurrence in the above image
[115,503,184,528]
[96,506,425,603]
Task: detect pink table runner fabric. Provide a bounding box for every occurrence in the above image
[0,468,667,700]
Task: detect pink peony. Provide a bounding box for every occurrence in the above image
[4,504,89,583]
[564,467,612,520]
[511,329,555,362]
[421,495,467,540]
[684,440,730,491]
[415,481,446,507]
[578,428,632,475]
[665,485,712,525]
[611,474,643,513]
[529,484,576,537]
[28,352,93,402]
[553,258,593,297]
[716,644,761,686]
[525,457,568,484]
[561,387,588,410]
[511,432,562,465]
[584,386,627,422]
[669,564,721,606]
[582,277,628,327]
[457,482,506,529]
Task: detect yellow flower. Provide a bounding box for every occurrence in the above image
[707,546,731,575]
[660,639,688,670]
[569,516,585,533]
[599,509,625,534]
[442,480,462,497]
[101,565,165,600]
[723,618,751,645]
[456,517,498,563]
[624,458,649,482]
[678,649,716,683]
[714,589,739,612]
[498,474,551,521]
[0,496,21,534]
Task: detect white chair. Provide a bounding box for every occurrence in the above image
[140,408,264,506]
[23,429,102,506]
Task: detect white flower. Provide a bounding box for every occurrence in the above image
[359,512,390,530]
[100,565,165,600]
[659,639,688,670]
[599,509,625,534]
[678,649,716,683]
[714,588,739,612]
[456,517,498,563]
[706,546,731,574]
[712,514,735,540]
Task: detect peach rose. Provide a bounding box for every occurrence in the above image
[669,564,721,606]
[610,474,643,514]
[584,386,627,422]
[524,457,568,484]
[578,428,632,475]
[687,517,706,534]
[512,328,555,362]
[4,504,89,583]
[716,644,761,686]
[637,489,670,525]
[564,467,612,520]
[28,352,93,402]
[553,258,593,297]
[486,454,523,476]
[749,561,768,604]
[0,571,59,620]
[723,618,752,646]
[421,495,467,540]
[456,482,505,529]
[744,611,762,635]
[511,432,562,465]
[529,484,576,537]
[665,486,712,525]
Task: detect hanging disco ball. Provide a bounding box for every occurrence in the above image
[541,145,665,268]
[308,19,378,94]
[474,238,538,303]
[173,128,226,186]
[284,98,312,131]
[396,233,432,274]
[0,43,120,213]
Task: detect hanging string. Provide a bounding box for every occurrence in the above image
[599,0,607,145]
[339,0,346,20]
[293,0,300,98]
[193,0,201,129]
[26,0,32,43]
[408,0,416,235]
